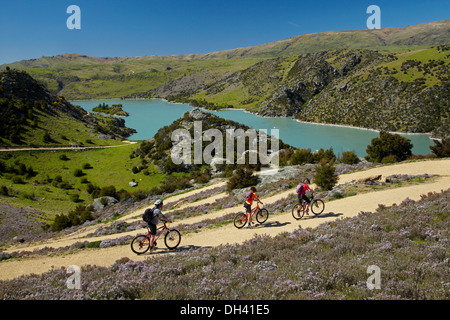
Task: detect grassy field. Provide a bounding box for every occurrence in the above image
[371,47,449,85]
[0,143,165,216]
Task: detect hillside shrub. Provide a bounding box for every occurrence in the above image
[73,169,84,177]
[314,147,336,162]
[150,175,192,195]
[314,159,338,190]
[430,137,450,158]
[59,154,70,161]
[70,194,80,203]
[0,185,9,196]
[86,241,101,248]
[340,151,360,165]
[42,131,52,143]
[365,131,413,163]
[227,167,258,192]
[291,148,314,165]
[51,205,94,231]
[82,163,93,169]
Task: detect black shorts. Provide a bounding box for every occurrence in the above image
[148,223,157,235]
[298,194,310,204]
[244,202,252,213]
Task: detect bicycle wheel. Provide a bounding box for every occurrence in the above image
[164,229,181,250]
[311,199,325,215]
[233,213,247,229]
[292,203,305,220]
[256,208,269,224]
[130,235,151,255]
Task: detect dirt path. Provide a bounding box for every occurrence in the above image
[0,141,137,152]
[1,159,449,281]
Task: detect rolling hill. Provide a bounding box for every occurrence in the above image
[1,19,448,100]
[0,68,136,147]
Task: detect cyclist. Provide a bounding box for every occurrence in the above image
[295,178,316,215]
[148,199,171,250]
[244,186,263,228]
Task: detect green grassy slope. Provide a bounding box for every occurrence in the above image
[0,143,165,215]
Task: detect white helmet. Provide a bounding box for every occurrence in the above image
[154,199,163,206]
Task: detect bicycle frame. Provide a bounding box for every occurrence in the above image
[145,223,168,241]
[246,203,262,219]
[298,194,315,207]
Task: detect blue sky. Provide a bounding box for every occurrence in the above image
[0,0,449,65]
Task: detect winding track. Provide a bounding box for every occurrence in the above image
[0,159,449,281]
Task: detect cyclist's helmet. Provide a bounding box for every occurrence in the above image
[250,186,257,192]
[154,199,163,206]
[305,178,311,183]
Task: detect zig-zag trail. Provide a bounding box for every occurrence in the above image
[1,159,449,281]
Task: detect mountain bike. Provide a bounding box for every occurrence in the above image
[291,194,325,220]
[233,203,269,229]
[130,222,181,254]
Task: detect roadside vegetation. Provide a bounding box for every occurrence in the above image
[0,189,447,300]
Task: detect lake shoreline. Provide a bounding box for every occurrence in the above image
[73,98,436,140]
[71,98,435,155]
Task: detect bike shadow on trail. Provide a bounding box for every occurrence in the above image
[143,244,213,256]
[300,211,343,220]
[254,220,291,229]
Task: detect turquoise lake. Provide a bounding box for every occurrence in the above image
[73,99,434,157]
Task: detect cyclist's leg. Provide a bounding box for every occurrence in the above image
[297,194,303,212]
[302,195,311,214]
[244,202,252,226]
[148,223,157,247]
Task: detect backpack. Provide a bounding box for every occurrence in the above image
[296,184,304,194]
[142,207,155,223]
[244,191,253,201]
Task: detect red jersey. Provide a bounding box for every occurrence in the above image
[245,191,258,205]
[296,184,310,195]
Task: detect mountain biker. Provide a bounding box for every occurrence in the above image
[148,199,171,250]
[244,186,263,228]
[296,178,316,215]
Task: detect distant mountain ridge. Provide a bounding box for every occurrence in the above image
[4,19,450,65]
[199,19,450,59]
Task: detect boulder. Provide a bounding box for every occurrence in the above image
[129,181,138,187]
[92,196,118,211]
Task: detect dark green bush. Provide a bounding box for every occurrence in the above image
[70,194,80,203]
[430,137,450,158]
[314,147,336,162]
[59,154,70,161]
[51,205,94,231]
[340,151,360,165]
[291,148,314,165]
[73,169,84,177]
[314,159,338,191]
[82,163,93,169]
[86,241,101,248]
[227,167,258,192]
[365,131,413,163]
